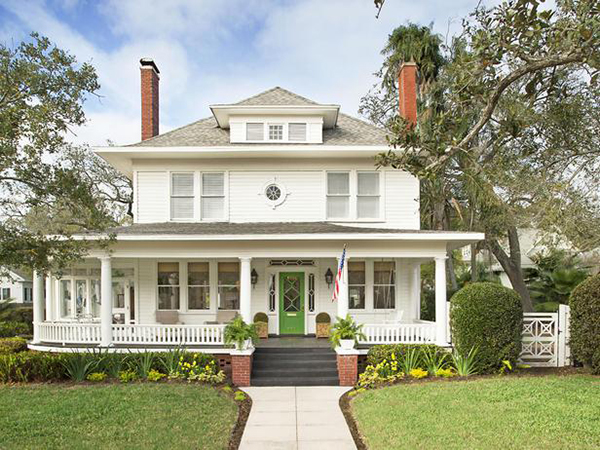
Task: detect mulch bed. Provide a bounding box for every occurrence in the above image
[228,389,252,450]
[339,366,591,449]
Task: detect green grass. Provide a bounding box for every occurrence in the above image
[352,375,600,450]
[0,383,238,450]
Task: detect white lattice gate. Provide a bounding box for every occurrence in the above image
[519,305,570,367]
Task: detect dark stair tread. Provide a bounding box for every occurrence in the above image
[254,347,334,354]
[251,376,340,387]
[253,353,336,361]
[253,359,337,368]
[253,368,338,378]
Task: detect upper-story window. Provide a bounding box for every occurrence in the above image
[326,171,381,220]
[201,173,225,220]
[170,173,194,220]
[289,123,307,141]
[326,172,350,219]
[268,124,283,141]
[246,123,263,140]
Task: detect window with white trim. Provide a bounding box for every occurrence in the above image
[218,262,240,310]
[201,173,225,220]
[357,172,380,219]
[288,123,307,141]
[268,124,283,140]
[188,262,210,310]
[157,262,180,310]
[1,287,10,300]
[374,261,395,309]
[170,173,194,220]
[246,123,263,140]
[326,172,350,219]
[348,261,365,309]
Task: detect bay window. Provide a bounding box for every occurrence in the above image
[157,262,180,310]
[326,172,350,219]
[171,173,194,220]
[188,262,210,310]
[348,261,366,309]
[218,262,240,310]
[374,261,395,309]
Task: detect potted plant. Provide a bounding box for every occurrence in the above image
[224,316,258,350]
[315,312,331,339]
[253,312,269,339]
[330,314,366,350]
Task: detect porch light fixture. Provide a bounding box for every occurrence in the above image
[251,269,259,287]
[325,268,334,287]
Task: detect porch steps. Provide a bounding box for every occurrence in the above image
[251,347,339,386]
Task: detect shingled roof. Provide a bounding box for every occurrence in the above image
[129,87,389,147]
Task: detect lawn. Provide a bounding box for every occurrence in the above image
[352,374,600,450]
[0,383,238,450]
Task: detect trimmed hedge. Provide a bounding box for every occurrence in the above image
[0,307,33,328]
[367,344,445,367]
[0,322,30,338]
[593,348,600,376]
[569,274,600,366]
[0,337,28,355]
[450,282,523,373]
[0,352,66,382]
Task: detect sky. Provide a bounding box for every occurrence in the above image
[0,0,497,146]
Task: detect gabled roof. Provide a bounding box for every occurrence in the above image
[129,87,388,147]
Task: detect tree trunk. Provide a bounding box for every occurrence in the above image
[486,227,534,312]
[470,243,478,282]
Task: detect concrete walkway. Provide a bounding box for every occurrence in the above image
[240,386,356,450]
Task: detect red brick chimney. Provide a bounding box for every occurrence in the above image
[398,62,417,127]
[140,58,160,141]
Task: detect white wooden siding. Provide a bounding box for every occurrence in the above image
[136,171,168,223]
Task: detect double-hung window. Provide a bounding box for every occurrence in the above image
[157,263,180,310]
[246,123,263,141]
[348,261,366,309]
[218,262,240,310]
[374,261,395,309]
[326,172,350,219]
[188,262,210,310]
[170,173,194,220]
[357,172,380,219]
[1,288,9,300]
[201,173,225,220]
[288,123,307,141]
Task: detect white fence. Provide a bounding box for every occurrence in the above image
[519,304,570,367]
[36,322,226,346]
[359,322,437,345]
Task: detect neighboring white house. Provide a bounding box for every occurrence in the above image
[28,60,483,352]
[0,268,33,304]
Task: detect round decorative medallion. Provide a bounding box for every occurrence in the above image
[265,184,282,201]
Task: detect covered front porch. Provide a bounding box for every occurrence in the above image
[29,229,482,352]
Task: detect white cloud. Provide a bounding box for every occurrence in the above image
[1,0,493,146]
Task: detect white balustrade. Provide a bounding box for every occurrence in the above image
[359,323,437,345]
[35,322,226,346]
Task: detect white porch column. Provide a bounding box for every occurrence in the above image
[32,270,45,344]
[239,257,252,323]
[44,274,54,322]
[435,256,449,346]
[100,256,113,347]
[336,257,349,318]
[411,263,421,320]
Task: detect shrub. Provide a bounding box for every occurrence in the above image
[450,282,523,373]
[170,354,225,383]
[592,348,600,376]
[0,337,28,354]
[367,344,444,367]
[569,274,600,366]
[62,352,102,382]
[357,363,404,389]
[0,321,30,338]
[316,312,331,323]
[131,352,156,379]
[147,369,166,382]
[451,347,480,377]
[234,391,246,401]
[0,307,33,330]
[435,367,457,378]
[0,352,65,382]
[253,313,268,323]
[409,368,428,379]
[119,370,137,383]
[158,347,187,376]
[87,372,107,382]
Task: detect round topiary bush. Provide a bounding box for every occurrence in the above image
[450,282,523,373]
[569,273,600,367]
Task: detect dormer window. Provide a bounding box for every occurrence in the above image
[268,124,283,141]
[289,123,307,141]
[246,123,263,141]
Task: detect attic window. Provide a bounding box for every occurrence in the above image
[246,123,263,140]
[289,123,307,141]
[268,124,283,140]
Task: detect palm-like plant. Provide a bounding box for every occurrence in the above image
[224,317,258,349]
[329,315,366,348]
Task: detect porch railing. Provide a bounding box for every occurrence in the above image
[359,323,437,345]
[37,322,102,344]
[112,324,226,346]
[36,322,226,346]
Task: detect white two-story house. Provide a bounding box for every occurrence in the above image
[28,59,483,352]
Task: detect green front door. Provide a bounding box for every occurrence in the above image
[279,272,305,335]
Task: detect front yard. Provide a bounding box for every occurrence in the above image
[0,383,238,450]
[351,374,600,449]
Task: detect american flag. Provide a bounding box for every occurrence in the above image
[332,245,347,302]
